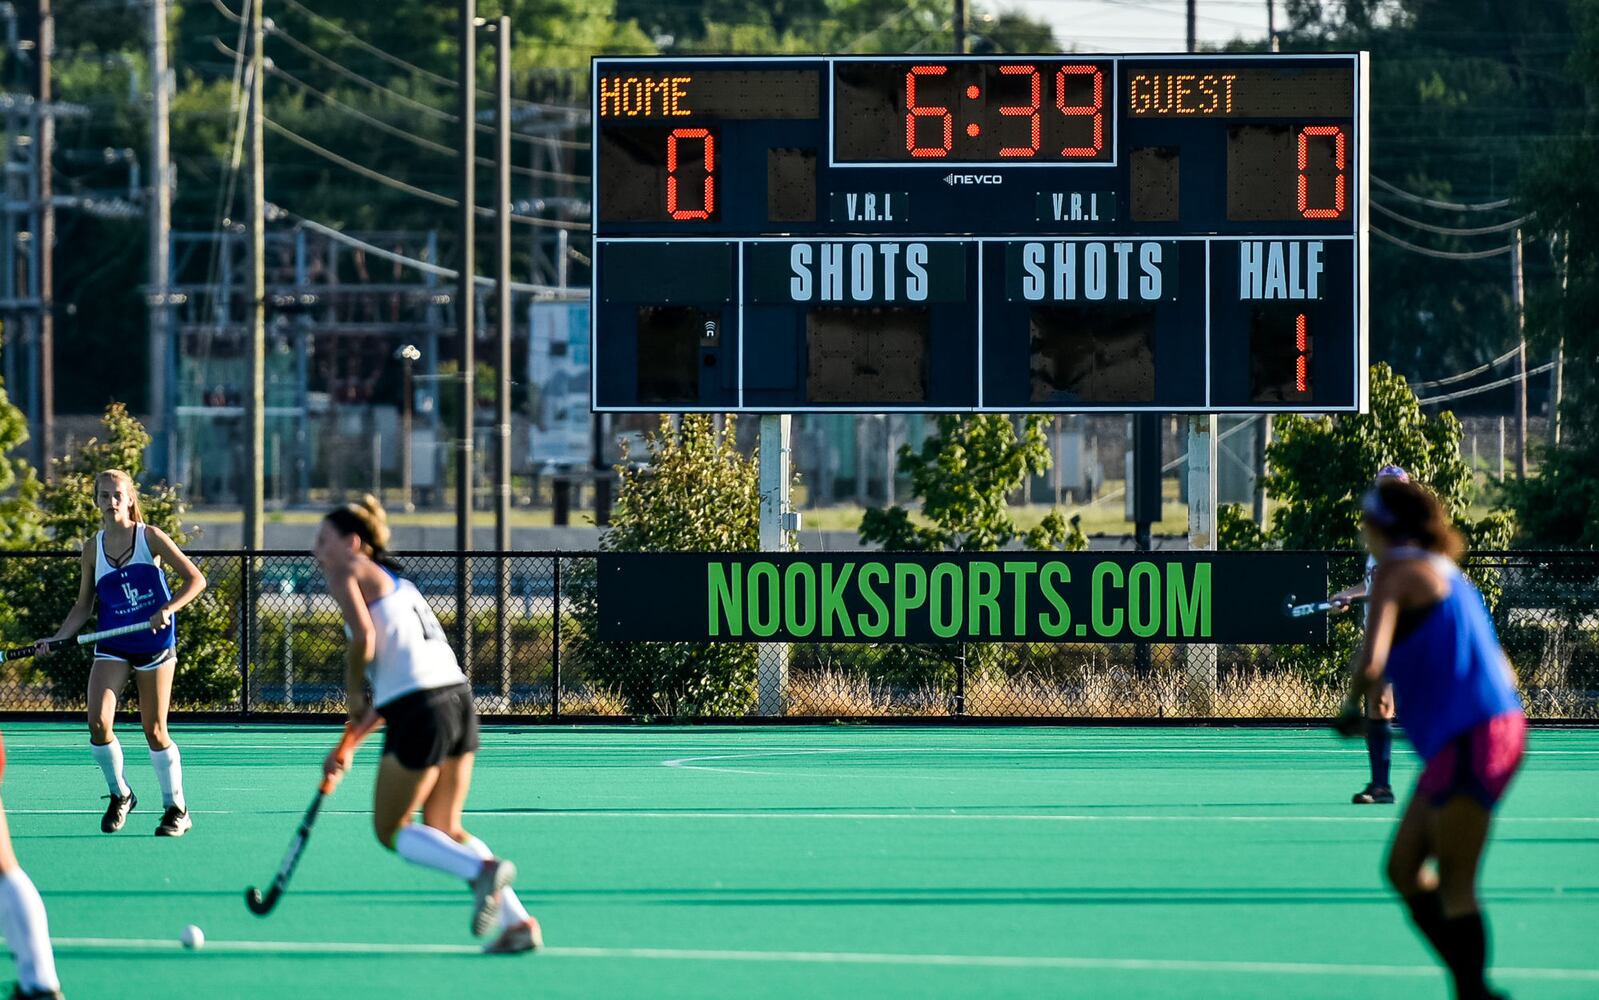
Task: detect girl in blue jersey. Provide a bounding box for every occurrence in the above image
[1339,479,1523,1000]
[36,470,207,837]
[1328,464,1411,805]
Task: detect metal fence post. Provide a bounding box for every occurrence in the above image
[240,551,253,719]
[955,641,967,716]
[551,557,562,719]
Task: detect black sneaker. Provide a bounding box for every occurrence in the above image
[1352,783,1396,804]
[101,791,136,833]
[155,805,192,837]
[11,982,66,999]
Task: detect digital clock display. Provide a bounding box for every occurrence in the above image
[833,61,1115,164]
[591,54,1368,415]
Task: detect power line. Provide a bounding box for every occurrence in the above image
[268,23,590,150]
[1372,224,1513,261]
[1371,175,1514,212]
[1416,362,1555,405]
[263,116,589,230]
[1409,347,1521,390]
[275,0,574,114]
[281,209,584,298]
[226,41,589,184]
[1371,200,1530,237]
[209,0,589,151]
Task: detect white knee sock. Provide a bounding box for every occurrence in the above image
[0,869,60,994]
[90,739,130,797]
[394,824,485,882]
[463,835,530,927]
[149,744,185,811]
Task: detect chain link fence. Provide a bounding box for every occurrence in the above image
[0,550,1593,720]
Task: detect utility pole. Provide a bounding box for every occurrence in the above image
[1267,0,1279,51]
[244,0,265,547]
[1186,0,1197,53]
[1551,235,1567,449]
[35,0,52,477]
[148,0,172,480]
[455,0,476,672]
[954,0,968,54]
[1512,227,1527,479]
[397,344,418,511]
[493,14,512,700]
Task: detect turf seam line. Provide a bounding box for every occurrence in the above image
[44,938,1599,981]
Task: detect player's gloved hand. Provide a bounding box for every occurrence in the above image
[31,639,55,658]
[1332,698,1368,738]
[1327,596,1353,614]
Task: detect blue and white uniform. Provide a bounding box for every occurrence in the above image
[1383,549,1526,808]
[93,525,175,668]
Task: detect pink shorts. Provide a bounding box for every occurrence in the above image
[1416,712,1526,809]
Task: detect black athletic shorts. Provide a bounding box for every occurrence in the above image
[377,683,480,771]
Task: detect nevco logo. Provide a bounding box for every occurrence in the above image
[943,173,1003,186]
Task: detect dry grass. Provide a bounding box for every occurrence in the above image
[786,669,949,717]
[557,684,631,716]
[788,666,1350,719]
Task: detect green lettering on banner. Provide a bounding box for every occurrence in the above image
[929,564,964,639]
[968,562,1002,636]
[784,562,817,638]
[748,562,780,637]
[1039,562,1071,637]
[821,562,856,638]
[1092,562,1125,636]
[1168,562,1212,637]
[859,562,890,638]
[1128,561,1161,638]
[707,562,742,637]
[1004,561,1038,634]
[893,564,929,638]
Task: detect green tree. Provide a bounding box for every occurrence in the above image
[1257,364,1512,555]
[1504,0,1599,547]
[861,414,1086,553]
[856,414,1085,694]
[1276,0,1569,379]
[570,415,774,715]
[0,354,45,552]
[1220,363,1516,683]
[0,405,241,707]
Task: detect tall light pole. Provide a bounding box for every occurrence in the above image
[492,16,512,700]
[455,0,476,673]
[397,343,419,512]
[149,0,172,479]
[245,0,265,547]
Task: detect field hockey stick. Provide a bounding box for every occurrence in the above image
[245,715,381,916]
[0,621,163,664]
[1283,596,1335,618]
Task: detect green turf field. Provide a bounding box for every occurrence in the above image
[0,724,1594,999]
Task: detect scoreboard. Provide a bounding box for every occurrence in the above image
[591,54,1368,413]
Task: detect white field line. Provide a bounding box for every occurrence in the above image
[43,936,1599,982]
[8,809,1598,823]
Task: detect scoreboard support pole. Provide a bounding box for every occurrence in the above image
[757,414,793,716]
[1185,415,1219,714]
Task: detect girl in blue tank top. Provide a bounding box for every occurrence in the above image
[1338,479,1523,1000]
[36,470,207,839]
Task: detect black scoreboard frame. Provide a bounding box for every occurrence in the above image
[591,53,1370,415]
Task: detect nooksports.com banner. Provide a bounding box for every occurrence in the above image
[595,553,1327,644]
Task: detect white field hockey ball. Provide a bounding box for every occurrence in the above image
[180,925,205,950]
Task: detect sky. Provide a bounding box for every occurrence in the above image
[1000,0,1274,53]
